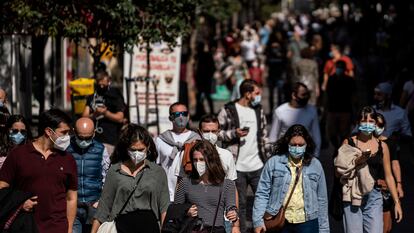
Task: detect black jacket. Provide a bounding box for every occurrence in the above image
[0,188,38,233]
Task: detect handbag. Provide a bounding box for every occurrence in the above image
[97,169,146,233]
[263,166,302,233]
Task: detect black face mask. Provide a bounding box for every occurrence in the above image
[96,85,109,95]
[295,95,309,107]
[375,99,386,109]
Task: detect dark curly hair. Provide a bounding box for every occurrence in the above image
[189,140,225,185]
[111,124,158,164]
[272,124,315,165]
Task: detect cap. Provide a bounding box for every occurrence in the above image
[375,82,392,95]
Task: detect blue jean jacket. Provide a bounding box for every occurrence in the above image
[252,155,329,233]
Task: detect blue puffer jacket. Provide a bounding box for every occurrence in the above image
[67,139,105,203]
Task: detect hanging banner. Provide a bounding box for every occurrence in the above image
[123,38,181,135]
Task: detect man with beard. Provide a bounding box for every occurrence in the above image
[82,71,125,155]
[269,82,321,155]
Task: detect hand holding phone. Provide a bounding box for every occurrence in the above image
[241,126,250,132]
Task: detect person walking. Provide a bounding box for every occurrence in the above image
[325,60,357,151]
[66,117,110,233]
[253,124,329,233]
[374,113,404,233]
[218,79,268,232]
[292,47,320,105]
[156,102,201,202]
[199,114,237,181]
[91,124,169,233]
[174,140,240,233]
[0,109,77,233]
[0,115,31,169]
[336,106,402,233]
[269,82,321,156]
[82,71,125,156]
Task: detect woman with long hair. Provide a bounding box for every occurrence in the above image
[0,115,31,168]
[253,124,329,233]
[91,124,169,233]
[374,112,403,233]
[174,140,240,233]
[340,106,402,233]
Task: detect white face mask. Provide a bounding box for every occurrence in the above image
[202,132,218,145]
[51,133,71,151]
[194,161,206,177]
[128,150,147,165]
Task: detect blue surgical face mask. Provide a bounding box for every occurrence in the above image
[375,126,384,136]
[9,132,26,145]
[358,122,376,135]
[251,95,262,106]
[288,145,307,159]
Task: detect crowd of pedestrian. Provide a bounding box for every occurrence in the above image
[0,4,413,233]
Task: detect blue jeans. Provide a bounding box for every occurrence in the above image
[343,188,383,233]
[281,218,319,233]
[73,205,96,233]
[236,169,262,233]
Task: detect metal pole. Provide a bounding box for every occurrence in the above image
[144,43,151,126]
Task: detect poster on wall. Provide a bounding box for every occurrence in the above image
[123,38,181,135]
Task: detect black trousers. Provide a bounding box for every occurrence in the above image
[116,209,160,233]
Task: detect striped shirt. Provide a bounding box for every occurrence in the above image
[174,178,236,227]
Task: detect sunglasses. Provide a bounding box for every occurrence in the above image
[171,111,189,118]
[9,129,27,135]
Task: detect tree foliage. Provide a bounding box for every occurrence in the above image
[0,0,199,74]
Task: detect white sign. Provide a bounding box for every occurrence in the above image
[123,39,181,135]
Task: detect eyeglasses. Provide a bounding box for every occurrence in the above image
[9,129,27,135]
[171,111,189,118]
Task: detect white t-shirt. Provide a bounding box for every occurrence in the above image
[216,146,237,181]
[156,130,192,202]
[235,103,264,172]
[241,40,258,62]
[269,103,321,155]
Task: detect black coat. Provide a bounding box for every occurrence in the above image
[0,188,38,233]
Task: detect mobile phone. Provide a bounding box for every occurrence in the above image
[242,127,250,132]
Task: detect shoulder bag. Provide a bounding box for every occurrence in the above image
[263,166,302,233]
[97,169,146,233]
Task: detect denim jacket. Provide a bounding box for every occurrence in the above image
[252,154,329,233]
